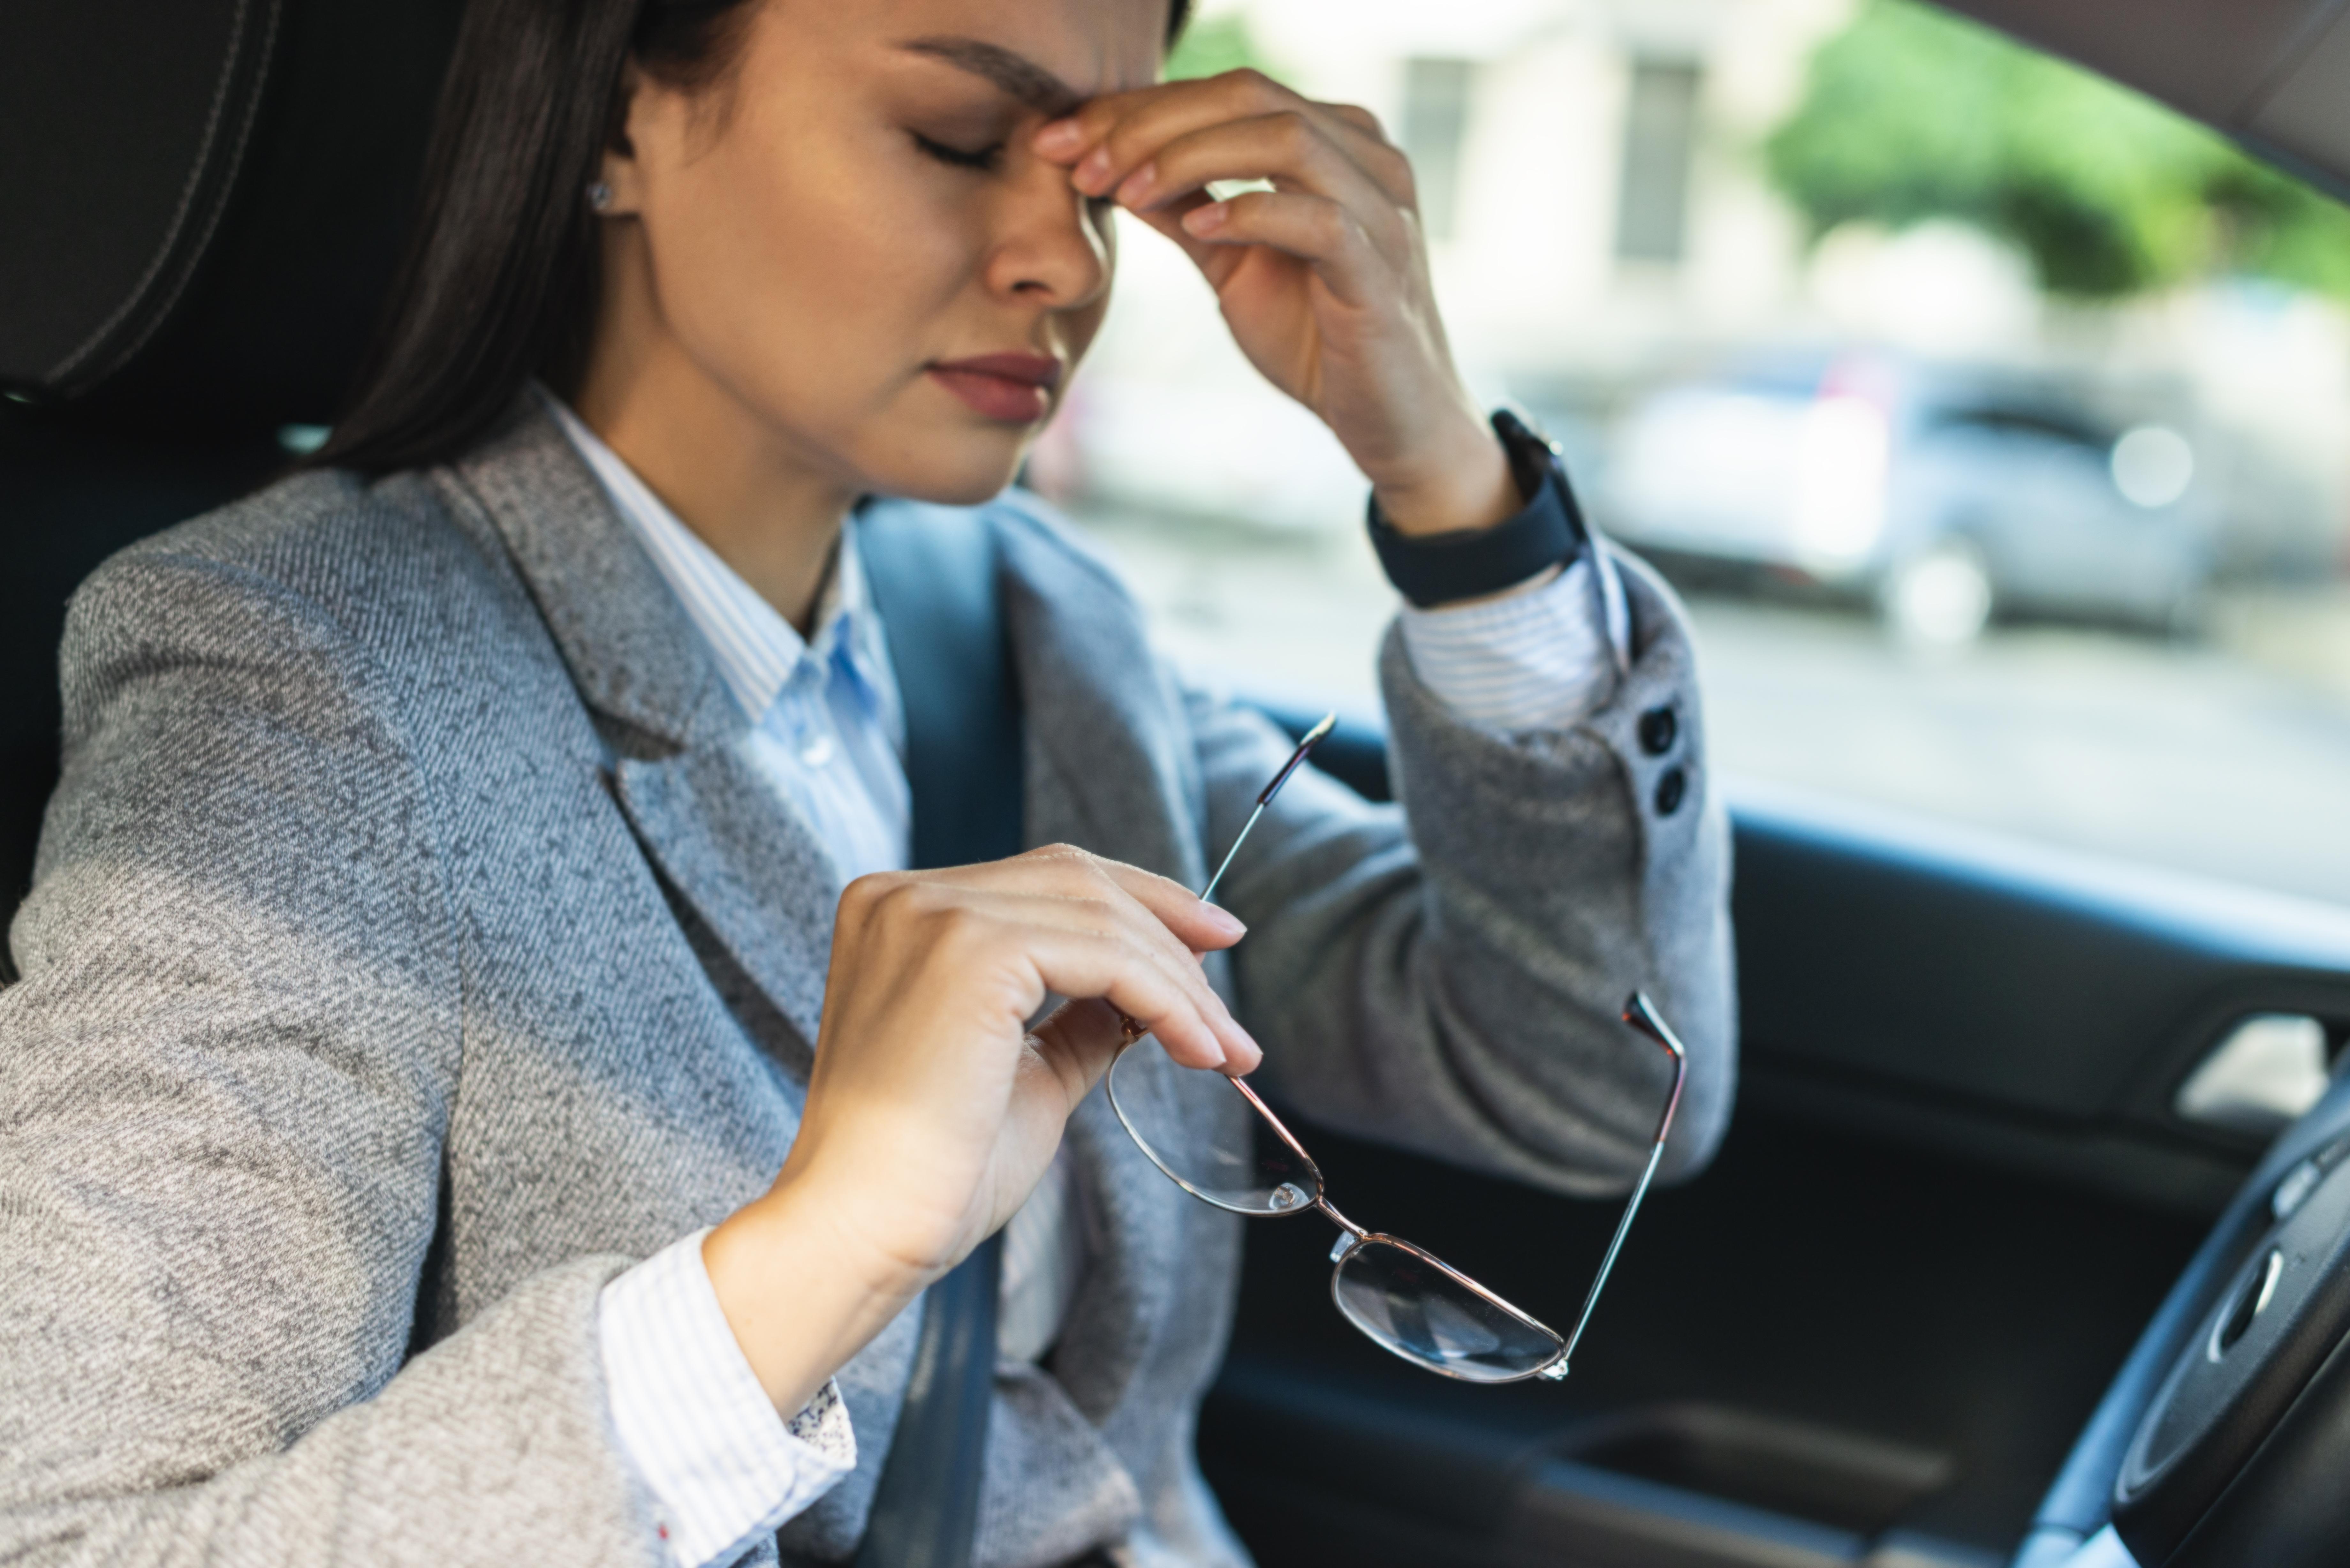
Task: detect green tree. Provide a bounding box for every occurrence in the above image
[1165,12,1277,83]
[1765,0,2350,298]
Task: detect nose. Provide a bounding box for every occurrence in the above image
[982,152,1111,313]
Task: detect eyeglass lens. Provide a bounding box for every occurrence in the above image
[1108,1027,1567,1382]
[1106,1031,1322,1214]
[1331,1238,1565,1383]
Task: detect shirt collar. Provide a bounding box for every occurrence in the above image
[546,393,885,728]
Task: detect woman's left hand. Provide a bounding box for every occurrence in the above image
[1033,70,1516,537]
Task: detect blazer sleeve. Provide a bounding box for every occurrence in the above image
[1196,550,1736,1194]
[0,547,662,1566]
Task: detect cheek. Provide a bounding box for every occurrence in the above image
[647,122,981,423]
[1060,214,1117,366]
[1065,281,1113,369]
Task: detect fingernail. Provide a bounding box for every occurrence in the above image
[1075,146,1113,193]
[1034,118,1083,156]
[1113,161,1157,207]
[1183,201,1229,235]
[1228,1027,1264,1075]
[1204,904,1247,939]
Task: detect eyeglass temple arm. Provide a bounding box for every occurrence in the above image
[1553,990,1689,1374]
[1124,713,1337,1054]
[1132,716,1331,1053]
[1200,712,1335,907]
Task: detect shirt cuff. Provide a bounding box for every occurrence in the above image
[599,1229,857,1568]
[1396,550,1633,732]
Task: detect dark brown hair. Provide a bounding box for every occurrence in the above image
[317,0,1191,475]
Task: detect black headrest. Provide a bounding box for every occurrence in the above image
[0,0,465,439]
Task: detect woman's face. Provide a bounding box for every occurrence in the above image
[603,0,1164,505]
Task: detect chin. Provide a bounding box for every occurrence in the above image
[866,432,1033,507]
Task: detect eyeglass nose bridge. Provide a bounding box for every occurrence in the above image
[1316,1197,1370,1261]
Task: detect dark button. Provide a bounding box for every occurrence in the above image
[1638,704,1678,756]
[1654,766,1687,817]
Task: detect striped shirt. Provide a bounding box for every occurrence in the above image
[599,1231,857,1567]
[1393,552,1632,733]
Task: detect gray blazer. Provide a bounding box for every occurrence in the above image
[0,404,1733,1568]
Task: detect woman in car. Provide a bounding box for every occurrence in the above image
[0,0,1732,1564]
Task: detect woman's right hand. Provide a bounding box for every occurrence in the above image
[700,845,1258,1413]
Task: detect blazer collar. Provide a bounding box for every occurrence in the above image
[446,402,1198,871]
[446,400,839,1050]
[445,398,739,754]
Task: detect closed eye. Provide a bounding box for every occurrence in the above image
[913,132,1004,172]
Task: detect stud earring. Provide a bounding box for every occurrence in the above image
[586,180,614,212]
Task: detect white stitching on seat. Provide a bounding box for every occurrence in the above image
[46,0,280,387]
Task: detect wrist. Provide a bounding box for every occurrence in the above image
[703,1168,932,1414]
[1368,410,1589,608]
[1366,411,1519,538]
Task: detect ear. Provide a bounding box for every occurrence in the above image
[595,59,652,216]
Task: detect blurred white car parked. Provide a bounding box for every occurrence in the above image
[1603,354,2218,644]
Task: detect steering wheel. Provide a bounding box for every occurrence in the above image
[2013,1067,2350,1568]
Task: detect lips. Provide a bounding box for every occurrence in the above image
[928,352,1063,423]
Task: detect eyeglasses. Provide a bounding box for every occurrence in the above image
[1108,716,1690,1384]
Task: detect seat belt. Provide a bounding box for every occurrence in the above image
[847,501,1024,1568]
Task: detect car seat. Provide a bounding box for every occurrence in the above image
[0,0,466,946]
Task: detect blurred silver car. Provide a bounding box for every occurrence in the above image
[1602,354,2217,644]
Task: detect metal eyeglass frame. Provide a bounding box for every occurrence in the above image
[1108,716,1692,1384]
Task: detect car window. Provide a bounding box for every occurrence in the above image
[1038,0,2350,908]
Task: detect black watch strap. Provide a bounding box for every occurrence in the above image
[1366,410,1589,608]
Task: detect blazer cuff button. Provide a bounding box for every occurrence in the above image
[1637,705,1678,757]
[1654,766,1687,817]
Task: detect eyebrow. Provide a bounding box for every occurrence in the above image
[896,36,1086,119]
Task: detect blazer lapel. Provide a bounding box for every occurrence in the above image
[610,746,840,1052]
[448,402,839,1058]
[997,523,1204,893]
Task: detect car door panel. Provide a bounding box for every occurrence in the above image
[1730,781,2350,1210]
